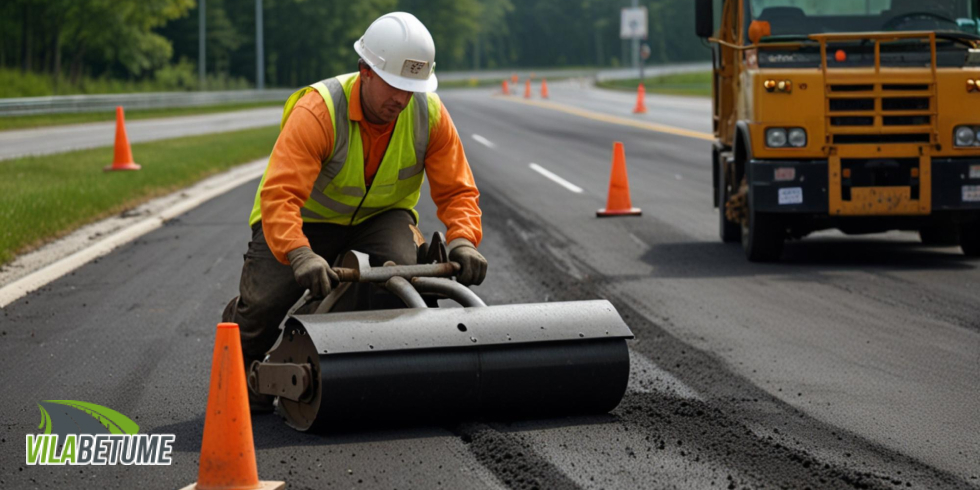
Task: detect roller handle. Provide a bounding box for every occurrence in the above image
[332,261,460,283]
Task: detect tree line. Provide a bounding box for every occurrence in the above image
[0,0,708,93]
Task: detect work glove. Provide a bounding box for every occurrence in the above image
[287,246,339,299]
[448,238,487,286]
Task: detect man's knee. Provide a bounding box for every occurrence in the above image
[222,296,238,323]
[234,292,295,359]
[233,226,305,357]
[354,210,419,266]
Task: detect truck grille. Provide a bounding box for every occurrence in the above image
[814,32,939,147]
[825,83,935,144]
[832,133,931,144]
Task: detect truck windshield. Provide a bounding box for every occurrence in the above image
[747,0,980,39]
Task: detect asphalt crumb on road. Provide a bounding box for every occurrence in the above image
[472,182,974,489]
[453,422,580,490]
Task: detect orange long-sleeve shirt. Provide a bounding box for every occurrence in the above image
[258,77,482,264]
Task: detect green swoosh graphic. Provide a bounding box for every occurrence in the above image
[36,404,52,434]
[43,400,140,435]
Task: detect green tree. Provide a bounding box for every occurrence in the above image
[1,0,709,95]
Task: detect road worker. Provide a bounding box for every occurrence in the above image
[222,11,486,412]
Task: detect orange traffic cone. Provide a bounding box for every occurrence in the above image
[524,79,532,99]
[511,73,519,85]
[502,80,510,95]
[104,106,141,171]
[541,79,549,98]
[597,142,642,217]
[632,83,648,114]
[180,323,285,490]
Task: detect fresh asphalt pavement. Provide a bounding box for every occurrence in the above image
[1,83,978,489]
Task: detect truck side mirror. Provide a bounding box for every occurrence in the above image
[695,0,714,38]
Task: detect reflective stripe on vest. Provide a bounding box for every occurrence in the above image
[248,72,440,227]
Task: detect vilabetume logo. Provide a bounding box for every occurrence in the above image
[26,400,175,465]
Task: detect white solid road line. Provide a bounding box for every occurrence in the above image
[471,134,496,149]
[0,158,268,308]
[528,163,584,194]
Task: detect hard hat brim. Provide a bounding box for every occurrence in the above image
[354,40,438,93]
[373,69,438,93]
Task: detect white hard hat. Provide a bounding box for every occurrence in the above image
[354,12,438,93]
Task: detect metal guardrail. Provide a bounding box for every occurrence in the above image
[0,62,711,117]
[0,89,295,117]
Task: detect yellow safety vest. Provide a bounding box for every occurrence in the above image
[249,72,441,227]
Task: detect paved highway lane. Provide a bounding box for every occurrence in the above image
[445,87,979,483]
[0,106,282,161]
[0,85,977,489]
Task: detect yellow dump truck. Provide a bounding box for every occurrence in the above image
[695,0,980,261]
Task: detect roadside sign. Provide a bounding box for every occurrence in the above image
[620,7,648,40]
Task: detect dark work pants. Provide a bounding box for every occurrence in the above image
[223,209,418,367]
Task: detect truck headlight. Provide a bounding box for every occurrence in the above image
[787,128,807,147]
[766,128,788,147]
[955,125,976,146]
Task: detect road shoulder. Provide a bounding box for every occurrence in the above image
[0,158,266,306]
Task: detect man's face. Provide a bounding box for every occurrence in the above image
[359,65,412,124]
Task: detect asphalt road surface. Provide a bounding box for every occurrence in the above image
[0,106,282,161]
[0,62,710,163]
[1,82,978,489]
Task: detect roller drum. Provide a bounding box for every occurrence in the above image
[270,300,634,432]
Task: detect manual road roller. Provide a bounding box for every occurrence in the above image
[248,234,634,432]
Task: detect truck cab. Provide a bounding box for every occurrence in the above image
[696,0,980,261]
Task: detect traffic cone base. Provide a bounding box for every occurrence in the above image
[180,481,285,490]
[597,207,642,217]
[104,162,141,171]
[597,142,642,218]
[105,106,141,171]
[182,323,285,490]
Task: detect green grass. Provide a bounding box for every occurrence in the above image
[0,101,283,131]
[0,125,279,266]
[596,71,712,97]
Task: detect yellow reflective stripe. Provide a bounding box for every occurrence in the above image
[300,206,328,220]
[308,191,360,214]
[337,186,365,197]
[406,92,429,180]
[308,79,349,196]
[324,78,349,165]
[398,163,424,180]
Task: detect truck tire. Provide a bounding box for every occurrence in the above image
[919,225,959,246]
[741,189,784,262]
[718,159,741,243]
[960,223,980,256]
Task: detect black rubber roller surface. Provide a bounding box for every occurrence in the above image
[268,300,634,432]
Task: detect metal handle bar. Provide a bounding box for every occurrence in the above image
[332,262,460,283]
